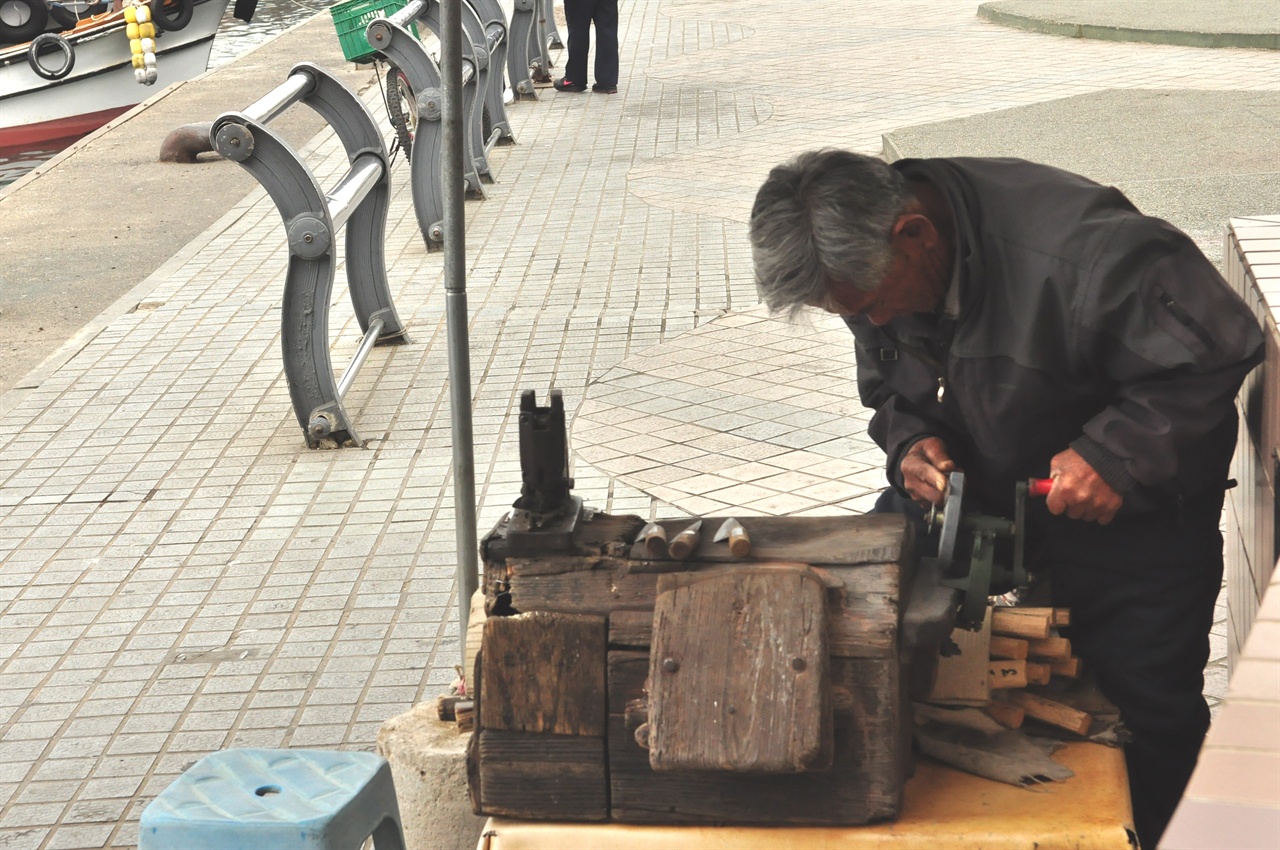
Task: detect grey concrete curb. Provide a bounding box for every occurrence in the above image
[977,3,1280,50]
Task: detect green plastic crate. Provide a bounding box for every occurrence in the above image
[330,0,418,63]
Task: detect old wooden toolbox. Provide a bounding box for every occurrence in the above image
[467,391,946,826]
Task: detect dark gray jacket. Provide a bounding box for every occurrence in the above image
[850,157,1264,516]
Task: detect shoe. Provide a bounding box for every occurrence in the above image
[554,78,586,92]
[592,83,617,94]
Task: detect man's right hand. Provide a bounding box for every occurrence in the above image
[900,436,956,507]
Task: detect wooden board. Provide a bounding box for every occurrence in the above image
[509,561,901,658]
[927,614,991,705]
[479,612,607,736]
[647,567,831,774]
[476,730,607,821]
[608,657,903,825]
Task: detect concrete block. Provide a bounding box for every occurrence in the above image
[377,701,486,850]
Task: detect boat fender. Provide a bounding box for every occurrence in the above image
[0,0,48,43]
[149,0,192,32]
[27,33,75,81]
[46,2,80,31]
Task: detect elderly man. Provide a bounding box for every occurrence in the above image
[749,149,1264,849]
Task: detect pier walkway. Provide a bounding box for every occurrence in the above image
[2,1,1280,847]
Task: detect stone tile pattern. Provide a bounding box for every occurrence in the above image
[575,307,886,519]
[2,0,1279,846]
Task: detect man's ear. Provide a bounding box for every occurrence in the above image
[890,213,938,253]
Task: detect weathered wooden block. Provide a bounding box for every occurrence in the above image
[475,730,607,821]
[648,566,831,773]
[609,658,903,825]
[479,612,606,736]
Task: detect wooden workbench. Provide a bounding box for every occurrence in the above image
[474,742,1135,850]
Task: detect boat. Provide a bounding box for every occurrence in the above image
[0,0,254,149]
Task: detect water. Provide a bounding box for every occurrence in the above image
[0,0,332,189]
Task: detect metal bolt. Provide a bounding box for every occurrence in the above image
[791,657,806,672]
[230,137,240,147]
[303,233,314,243]
[662,658,679,673]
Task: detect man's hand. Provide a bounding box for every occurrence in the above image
[1044,448,1123,525]
[900,436,956,507]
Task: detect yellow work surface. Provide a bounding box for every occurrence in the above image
[476,742,1134,850]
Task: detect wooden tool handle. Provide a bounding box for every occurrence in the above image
[642,523,667,556]
[668,528,700,560]
[728,526,751,557]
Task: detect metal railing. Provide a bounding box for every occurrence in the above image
[209,63,407,448]
[507,0,551,99]
[368,0,516,249]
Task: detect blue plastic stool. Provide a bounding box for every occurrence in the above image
[139,748,406,850]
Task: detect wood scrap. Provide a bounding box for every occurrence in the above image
[989,635,1028,660]
[990,608,1052,640]
[1028,635,1072,660]
[1048,656,1083,678]
[983,700,1024,730]
[988,660,1027,689]
[1004,691,1093,737]
[1026,661,1052,686]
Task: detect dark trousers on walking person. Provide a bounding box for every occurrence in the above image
[561,0,618,91]
[872,486,1223,850]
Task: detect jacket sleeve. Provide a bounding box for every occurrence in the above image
[1070,233,1264,501]
[853,330,959,493]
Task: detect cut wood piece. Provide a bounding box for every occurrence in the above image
[989,635,1029,660]
[1028,635,1072,660]
[990,608,1052,640]
[479,612,607,736]
[1005,691,1092,736]
[983,700,1025,730]
[927,613,992,706]
[1048,656,1083,679]
[1053,607,1071,627]
[476,730,607,820]
[988,660,1028,689]
[1026,661,1052,686]
[648,566,831,773]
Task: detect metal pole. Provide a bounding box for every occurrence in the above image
[442,0,479,667]
[335,317,385,399]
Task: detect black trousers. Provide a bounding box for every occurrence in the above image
[563,0,618,88]
[876,488,1223,850]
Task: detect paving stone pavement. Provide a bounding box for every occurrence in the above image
[2,1,1278,846]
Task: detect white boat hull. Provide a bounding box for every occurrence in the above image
[0,0,229,147]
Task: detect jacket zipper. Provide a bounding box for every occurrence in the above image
[884,334,947,403]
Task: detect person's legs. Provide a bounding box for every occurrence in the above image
[560,0,592,87]
[1034,496,1223,850]
[591,0,618,89]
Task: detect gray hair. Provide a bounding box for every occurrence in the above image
[749,149,910,317]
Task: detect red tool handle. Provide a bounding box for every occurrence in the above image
[1028,477,1054,497]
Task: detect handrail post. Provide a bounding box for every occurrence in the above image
[506,0,538,100]
[209,63,406,448]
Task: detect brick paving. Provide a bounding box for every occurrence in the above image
[2,1,1277,846]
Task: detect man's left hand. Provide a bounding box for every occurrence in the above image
[1044,448,1123,525]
